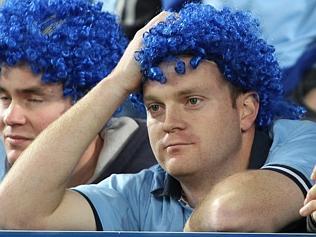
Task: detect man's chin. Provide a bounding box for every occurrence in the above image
[165,164,193,178]
[6,150,23,166]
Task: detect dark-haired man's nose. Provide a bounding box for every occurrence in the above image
[3,102,26,126]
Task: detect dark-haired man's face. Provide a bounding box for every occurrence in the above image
[143,58,246,180]
[0,66,72,165]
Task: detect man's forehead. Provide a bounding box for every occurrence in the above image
[0,66,63,94]
[0,65,39,79]
[143,59,226,98]
[0,65,11,78]
[148,58,223,85]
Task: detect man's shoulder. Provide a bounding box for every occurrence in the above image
[263,119,316,194]
[272,119,316,131]
[78,164,167,201]
[110,164,167,191]
[269,119,316,157]
[271,119,316,141]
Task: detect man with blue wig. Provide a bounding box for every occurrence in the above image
[0,0,156,187]
[0,2,316,232]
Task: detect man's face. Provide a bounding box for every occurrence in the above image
[143,58,244,179]
[0,66,72,166]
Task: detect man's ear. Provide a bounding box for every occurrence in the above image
[238,92,259,132]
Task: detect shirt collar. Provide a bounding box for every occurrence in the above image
[151,172,182,199]
[152,128,273,199]
[248,128,272,169]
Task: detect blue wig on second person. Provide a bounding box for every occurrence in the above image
[0,0,128,101]
[135,3,305,128]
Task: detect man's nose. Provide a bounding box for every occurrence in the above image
[2,102,26,126]
[162,106,186,133]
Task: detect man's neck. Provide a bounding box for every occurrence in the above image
[179,128,255,208]
[67,135,104,188]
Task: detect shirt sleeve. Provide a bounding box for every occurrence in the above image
[72,170,153,231]
[262,119,316,195]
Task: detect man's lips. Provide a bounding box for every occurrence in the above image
[5,135,32,146]
[163,142,194,150]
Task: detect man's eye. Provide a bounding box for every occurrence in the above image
[27,98,43,103]
[188,97,200,105]
[0,95,11,107]
[148,104,160,112]
[0,96,10,101]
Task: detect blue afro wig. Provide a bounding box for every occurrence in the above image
[135,3,305,127]
[0,0,128,101]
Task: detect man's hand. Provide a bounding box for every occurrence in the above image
[300,166,316,221]
[110,12,169,94]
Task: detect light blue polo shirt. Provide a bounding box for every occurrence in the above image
[74,119,316,231]
[75,165,193,231]
[263,119,316,193]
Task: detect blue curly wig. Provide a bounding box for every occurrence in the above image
[135,3,305,127]
[0,0,128,101]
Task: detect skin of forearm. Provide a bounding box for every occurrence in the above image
[0,74,129,228]
[184,170,304,232]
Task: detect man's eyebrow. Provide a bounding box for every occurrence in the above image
[176,87,204,96]
[17,87,47,96]
[143,94,160,103]
[174,84,213,98]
